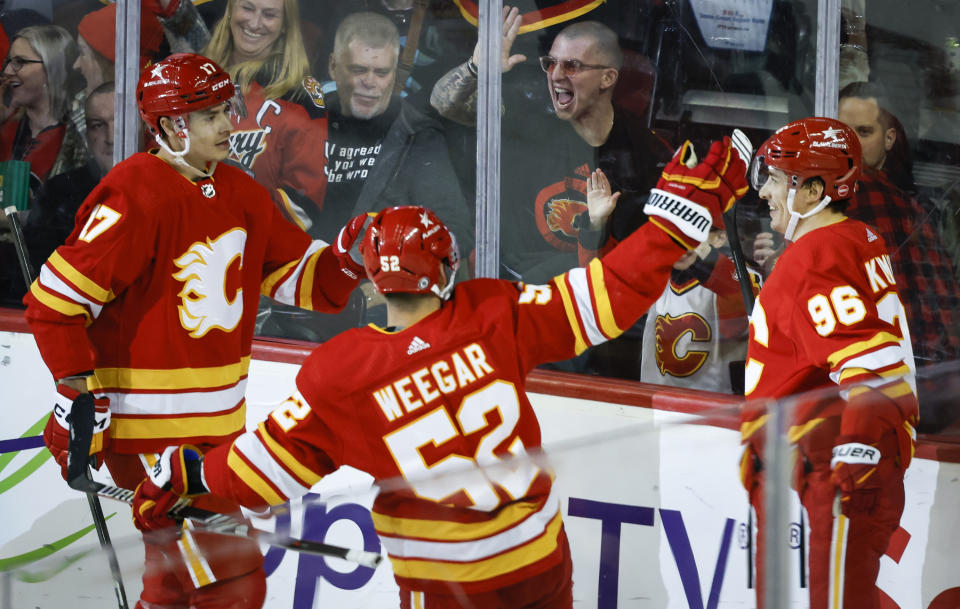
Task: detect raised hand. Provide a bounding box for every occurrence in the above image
[333,213,374,280]
[645,134,751,249]
[585,168,620,229]
[753,231,780,272]
[471,5,527,74]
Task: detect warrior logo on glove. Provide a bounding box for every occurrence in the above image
[644,131,751,249]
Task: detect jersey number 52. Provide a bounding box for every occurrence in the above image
[383,380,540,512]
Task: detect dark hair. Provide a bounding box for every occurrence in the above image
[801,176,851,212]
[838,81,915,193]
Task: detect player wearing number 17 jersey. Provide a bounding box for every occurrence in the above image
[739,117,918,609]
[23,54,363,609]
[131,133,752,608]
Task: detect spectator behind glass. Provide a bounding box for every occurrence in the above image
[836,82,960,367]
[72,3,164,140]
[256,11,474,343]
[641,227,757,394]
[586,167,756,393]
[838,81,915,194]
[320,10,472,249]
[0,24,85,185]
[25,81,115,272]
[431,12,671,379]
[153,0,329,228]
[0,25,86,307]
[305,0,477,113]
[432,13,669,279]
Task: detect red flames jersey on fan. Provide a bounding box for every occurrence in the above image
[200,223,684,594]
[229,80,329,224]
[24,152,358,453]
[741,219,916,442]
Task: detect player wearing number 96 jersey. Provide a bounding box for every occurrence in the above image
[739,117,918,609]
[131,128,750,609]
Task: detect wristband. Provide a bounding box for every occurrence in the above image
[466,58,478,77]
[644,188,713,245]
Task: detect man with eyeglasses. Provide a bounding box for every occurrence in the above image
[431,10,671,378]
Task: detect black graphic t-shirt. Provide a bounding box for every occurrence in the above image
[314,95,401,242]
[499,107,669,284]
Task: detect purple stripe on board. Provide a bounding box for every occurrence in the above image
[0,436,45,454]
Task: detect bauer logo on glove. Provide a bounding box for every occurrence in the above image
[831,442,881,468]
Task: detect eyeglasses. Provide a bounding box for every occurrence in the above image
[2,56,43,73]
[539,56,610,76]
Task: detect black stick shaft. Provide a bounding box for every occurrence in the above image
[4,207,34,288]
[7,207,129,609]
[724,207,756,313]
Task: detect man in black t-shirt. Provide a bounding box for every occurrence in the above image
[257,11,473,343]
[431,17,671,377]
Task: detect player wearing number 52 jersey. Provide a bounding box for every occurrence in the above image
[24,54,362,609]
[739,118,918,609]
[131,131,752,608]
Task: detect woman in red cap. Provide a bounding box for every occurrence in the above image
[71,3,164,141]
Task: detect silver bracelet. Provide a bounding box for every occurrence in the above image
[466,58,478,77]
[840,43,867,54]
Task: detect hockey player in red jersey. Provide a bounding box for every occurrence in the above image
[739,117,918,609]
[129,132,750,608]
[23,53,367,609]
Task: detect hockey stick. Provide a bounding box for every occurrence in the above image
[724,130,757,591]
[3,205,35,289]
[725,129,757,314]
[66,398,382,569]
[4,204,130,609]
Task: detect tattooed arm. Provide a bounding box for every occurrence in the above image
[430,62,481,126]
[428,6,526,126]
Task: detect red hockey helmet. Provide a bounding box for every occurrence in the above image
[136,53,235,134]
[359,206,460,299]
[750,117,862,200]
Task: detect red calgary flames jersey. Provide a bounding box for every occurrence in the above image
[24,152,358,453]
[741,219,917,447]
[200,223,684,594]
[229,80,329,226]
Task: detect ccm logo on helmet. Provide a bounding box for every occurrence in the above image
[211,80,229,92]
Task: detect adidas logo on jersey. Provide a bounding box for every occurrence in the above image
[866,227,878,242]
[407,336,431,355]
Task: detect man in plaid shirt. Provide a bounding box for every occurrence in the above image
[845,169,960,365]
[840,84,960,366]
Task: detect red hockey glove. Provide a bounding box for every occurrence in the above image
[43,384,110,481]
[132,445,207,534]
[645,133,751,249]
[132,479,181,534]
[830,436,885,513]
[738,442,762,492]
[333,213,374,280]
[831,379,916,513]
